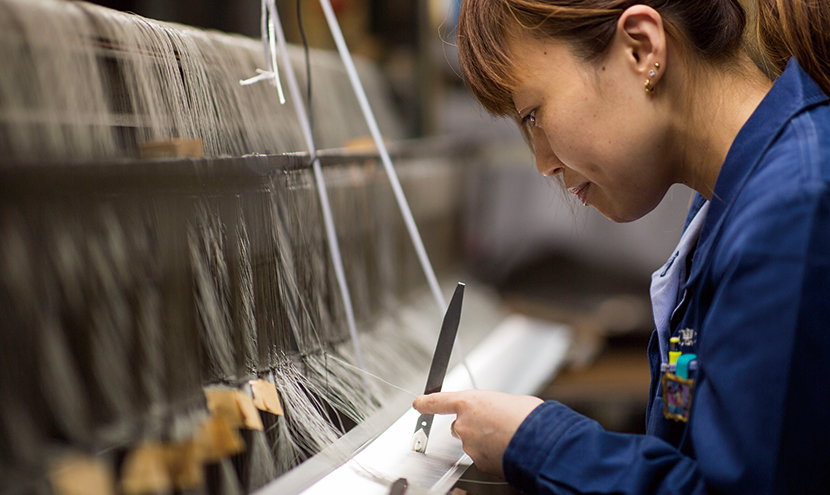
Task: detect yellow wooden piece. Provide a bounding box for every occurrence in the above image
[250,379,284,416]
[205,387,264,431]
[49,452,116,495]
[195,415,246,463]
[139,138,204,159]
[120,442,173,495]
[235,390,265,430]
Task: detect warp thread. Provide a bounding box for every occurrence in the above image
[0,1,462,493]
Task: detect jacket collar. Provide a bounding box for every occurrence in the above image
[685,58,829,287]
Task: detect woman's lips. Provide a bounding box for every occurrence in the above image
[567,183,590,205]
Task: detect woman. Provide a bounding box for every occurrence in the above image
[414,1,830,493]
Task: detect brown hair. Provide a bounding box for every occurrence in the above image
[457,0,748,118]
[757,0,830,94]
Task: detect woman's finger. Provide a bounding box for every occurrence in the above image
[413,391,464,415]
[450,419,460,439]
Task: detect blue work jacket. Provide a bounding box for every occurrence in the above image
[503,59,830,494]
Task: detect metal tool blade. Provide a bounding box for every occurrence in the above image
[411,282,465,453]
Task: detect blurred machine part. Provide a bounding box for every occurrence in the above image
[0,1,571,494]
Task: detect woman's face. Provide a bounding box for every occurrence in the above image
[510,34,678,223]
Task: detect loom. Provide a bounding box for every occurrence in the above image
[0,1,571,493]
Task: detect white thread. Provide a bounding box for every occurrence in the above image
[266,1,370,397]
[317,0,477,390]
[239,0,286,104]
[0,0,487,480]
[267,11,286,103]
[326,355,419,397]
[239,69,276,86]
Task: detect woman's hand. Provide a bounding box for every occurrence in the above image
[413,390,543,477]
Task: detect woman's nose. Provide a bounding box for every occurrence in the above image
[536,157,564,177]
[533,132,564,177]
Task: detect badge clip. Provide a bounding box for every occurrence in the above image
[662,353,697,422]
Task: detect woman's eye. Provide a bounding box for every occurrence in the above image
[522,110,537,126]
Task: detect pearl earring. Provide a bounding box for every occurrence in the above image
[645,62,660,94]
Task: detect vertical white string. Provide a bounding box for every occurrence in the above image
[266,8,286,104]
[266,0,370,396]
[317,0,477,390]
[240,0,286,103]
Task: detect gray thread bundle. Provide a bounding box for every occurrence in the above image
[0,0,452,492]
[0,148,443,494]
[0,0,403,162]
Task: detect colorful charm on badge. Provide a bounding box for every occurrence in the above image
[662,372,695,422]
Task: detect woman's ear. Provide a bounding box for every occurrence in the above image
[615,5,666,92]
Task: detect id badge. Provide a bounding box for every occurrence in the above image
[662,373,695,422]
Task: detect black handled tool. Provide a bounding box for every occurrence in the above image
[411,282,465,453]
[388,477,408,495]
